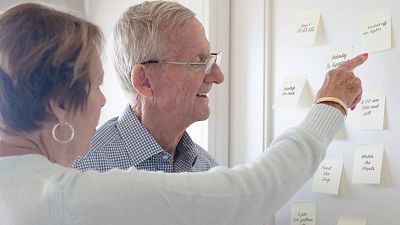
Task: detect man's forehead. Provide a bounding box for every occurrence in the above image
[164,43,210,60]
[164,30,210,58]
[153,19,209,61]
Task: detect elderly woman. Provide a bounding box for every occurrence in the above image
[0,3,366,225]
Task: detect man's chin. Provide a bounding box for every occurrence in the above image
[197,110,210,121]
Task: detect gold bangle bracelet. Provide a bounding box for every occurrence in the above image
[315,97,348,116]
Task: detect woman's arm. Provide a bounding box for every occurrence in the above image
[62,104,343,225]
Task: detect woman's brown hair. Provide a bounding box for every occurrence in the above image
[0,3,102,132]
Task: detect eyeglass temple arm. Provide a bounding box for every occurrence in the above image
[140,52,220,65]
[140,60,159,65]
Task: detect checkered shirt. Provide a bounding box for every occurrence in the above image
[72,105,218,173]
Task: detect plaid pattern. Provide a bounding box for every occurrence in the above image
[72,105,218,173]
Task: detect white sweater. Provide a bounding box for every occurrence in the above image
[0,104,343,225]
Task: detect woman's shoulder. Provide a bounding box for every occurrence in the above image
[0,154,73,183]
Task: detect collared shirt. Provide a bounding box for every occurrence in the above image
[72,105,218,173]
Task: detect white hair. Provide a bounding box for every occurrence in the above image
[110,1,195,106]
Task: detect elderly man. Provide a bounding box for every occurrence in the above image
[73,1,222,172]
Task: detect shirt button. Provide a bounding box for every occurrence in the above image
[162,155,169,160]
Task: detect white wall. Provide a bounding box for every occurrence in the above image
[229,0,266,166]
[272,1,400,225]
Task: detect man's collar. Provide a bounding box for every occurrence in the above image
[116,105,165,166]
[116,105,200,167]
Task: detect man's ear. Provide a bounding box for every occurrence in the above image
[131,64,153,97]
[49,100,67,124]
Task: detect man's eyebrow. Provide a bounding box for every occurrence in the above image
[193,52,211,61]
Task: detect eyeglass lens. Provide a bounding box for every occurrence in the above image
[205,53,221,74]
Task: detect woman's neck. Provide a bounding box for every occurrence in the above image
[0,132,43,157]
[0,130,74,167]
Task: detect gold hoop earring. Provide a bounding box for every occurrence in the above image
[52,122,75,144]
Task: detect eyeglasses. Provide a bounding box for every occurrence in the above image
[140,51,222,75]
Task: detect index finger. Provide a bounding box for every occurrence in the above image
[338,53,368,71]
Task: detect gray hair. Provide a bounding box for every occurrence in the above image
[110,1,195,106]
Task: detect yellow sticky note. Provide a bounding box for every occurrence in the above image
[325,48,352,73]
[273,76,307,108]
[294,10,321,47]
[352,144,384,184]
[312,156,343,195]
[337,215,367,225]
[291,201,316,225]
[357,90,386,130]
[361,8,391,53]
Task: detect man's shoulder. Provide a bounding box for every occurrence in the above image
[91,117,122,147]
[193,143,219,167]
[72,116,129,172]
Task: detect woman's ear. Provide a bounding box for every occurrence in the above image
[49,100,67,124]
[131,64,153,97]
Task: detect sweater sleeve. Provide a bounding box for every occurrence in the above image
[62,104,344,225]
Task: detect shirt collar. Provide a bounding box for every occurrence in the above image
[176,134,199,167]
[116,106,164,166]
[115,105,199,167]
